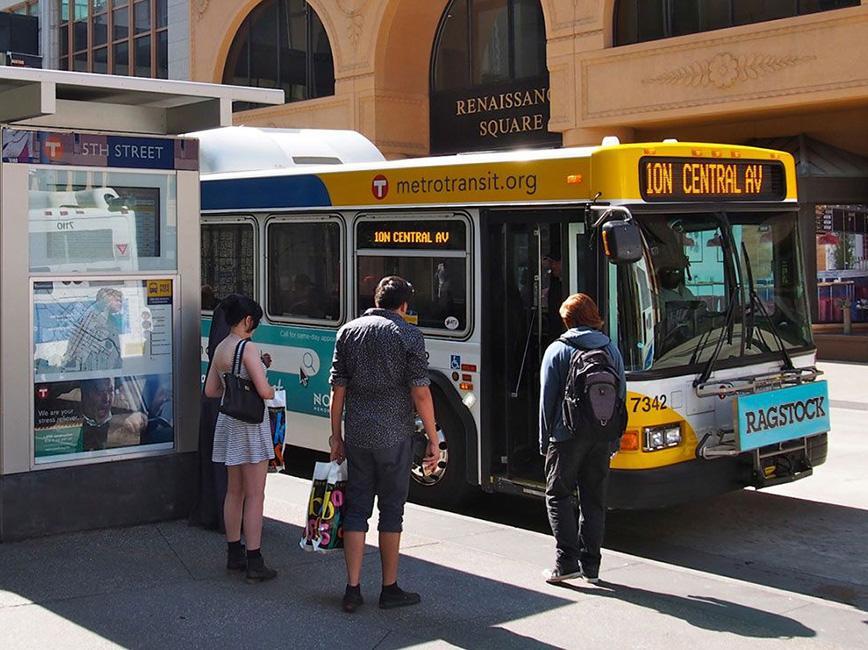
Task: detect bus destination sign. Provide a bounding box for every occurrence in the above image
[639,158,785,202]
[357,221,466,251]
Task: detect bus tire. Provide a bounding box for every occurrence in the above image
[408,389,475,508]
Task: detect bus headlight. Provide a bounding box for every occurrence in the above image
[643,424,681,451]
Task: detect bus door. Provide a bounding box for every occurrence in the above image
[483,209,596,483]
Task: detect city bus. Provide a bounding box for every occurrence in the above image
[198,133,829,509]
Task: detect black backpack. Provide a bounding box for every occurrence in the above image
[559,339,627,442]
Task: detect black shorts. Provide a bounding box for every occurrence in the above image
[343,438,412,533]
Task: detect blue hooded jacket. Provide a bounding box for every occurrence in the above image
[539,326,626,454]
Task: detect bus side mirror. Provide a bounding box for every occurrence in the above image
[602,220,642,264]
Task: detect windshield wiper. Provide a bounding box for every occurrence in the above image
[694,220,740,386]
[741,241,794,371]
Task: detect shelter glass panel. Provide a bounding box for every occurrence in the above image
[28,168,177,273]
[32,278,175,463]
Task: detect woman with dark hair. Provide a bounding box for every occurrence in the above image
[204,295,278,583]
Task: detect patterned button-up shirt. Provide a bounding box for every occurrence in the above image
[329,308,430,449]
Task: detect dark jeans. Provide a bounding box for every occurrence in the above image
[344,438,412,533]
[544,437,611,574]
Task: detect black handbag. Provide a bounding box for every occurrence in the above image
[219,339,265,424]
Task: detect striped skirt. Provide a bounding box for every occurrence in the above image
[212,408,275,466]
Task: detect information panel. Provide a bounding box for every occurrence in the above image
[32,279,174,462]
[639,158,786,202]
[356,221,467,250]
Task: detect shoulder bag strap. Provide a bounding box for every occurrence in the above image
[232,339,248,376]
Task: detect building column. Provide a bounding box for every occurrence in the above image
[168,0,190,80]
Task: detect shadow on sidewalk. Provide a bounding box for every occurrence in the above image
[604,490,868,611]
[0,515,572,648]
[554,580,816,639]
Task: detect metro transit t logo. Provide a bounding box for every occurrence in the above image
[372,174,389,200]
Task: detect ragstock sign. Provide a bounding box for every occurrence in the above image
[430,76,562,155]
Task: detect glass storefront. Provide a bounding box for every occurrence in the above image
[815,204,868,324]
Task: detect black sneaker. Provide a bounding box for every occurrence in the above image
[227,545,246,572]
[245,555,278,584]
[342,586,364,613]
[379,584,421,609]
[581,566,600,584]
[543,566,582,584]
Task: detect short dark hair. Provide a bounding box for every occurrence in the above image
[374,276,413,310]
[221,294,263,330]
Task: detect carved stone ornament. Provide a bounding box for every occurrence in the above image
[194,0,209,18]
[336,0,371,49]
[644,52,817,89]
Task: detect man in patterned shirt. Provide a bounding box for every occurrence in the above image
[329,276,440,613]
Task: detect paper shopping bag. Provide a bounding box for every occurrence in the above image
[300,460,347,553]
[266,388,287,471]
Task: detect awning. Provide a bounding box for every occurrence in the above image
[0,67,284,135]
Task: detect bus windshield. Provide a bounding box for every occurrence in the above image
[618,211,813,372]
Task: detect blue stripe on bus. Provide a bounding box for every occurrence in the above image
[201,175,332,211]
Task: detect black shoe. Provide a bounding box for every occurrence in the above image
[227,545,246,572]
[245,554,278,583]
[543,566,582,584]
[342,586,364,613]
[379,584,421,609]
[581,566,600,584]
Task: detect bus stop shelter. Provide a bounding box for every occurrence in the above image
[0,68,282,541]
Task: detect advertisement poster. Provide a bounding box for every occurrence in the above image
[34,373,174,459]
[33,279,175,461]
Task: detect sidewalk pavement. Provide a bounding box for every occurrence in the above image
[1,472,865,649]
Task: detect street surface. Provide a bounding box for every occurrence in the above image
[0,361,865,648]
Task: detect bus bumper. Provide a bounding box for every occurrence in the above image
[607,433,827,510]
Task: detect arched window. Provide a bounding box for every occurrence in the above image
[430,0,558,154]
[432,0,546,92]
[615,0,860,46]
[223,0,334,110]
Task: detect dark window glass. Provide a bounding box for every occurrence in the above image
[267,221,341,323]
[733,0,793,25]
[433,0,547,92]
[73,18,88,51]
[60,24,69,55]
[309,6,335,99]
[512,0,546,79]
[134,34,150,76]
[113,39,129,75]
[471,0,509,85]
[201,223,256,311]
[223,0,335,108]
[113,7,128,40]
[156,0,167,28]
[93,46,107,73]
[59,55,69,70]
[224,22,250,86]
[73,49,87,71]
[356,255,469,332]
[157,29,168,79]
[93,0,107,13]
[93,12,108,46]
[616,0,858,45]
[637,0,666,41]
[433,0,469,91]
[671,0,700,35]
[133,0,149,34]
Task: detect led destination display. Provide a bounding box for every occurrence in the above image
[356,221,466,250]
[640,158,786,202]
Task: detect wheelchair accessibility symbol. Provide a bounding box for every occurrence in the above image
[450,355,461,370]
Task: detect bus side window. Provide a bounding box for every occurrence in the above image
[201,221,256,312]
[266,220,342,324]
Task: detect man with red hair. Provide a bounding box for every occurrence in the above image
[539,293,626,585]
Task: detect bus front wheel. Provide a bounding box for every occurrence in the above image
[409,391,474,508]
